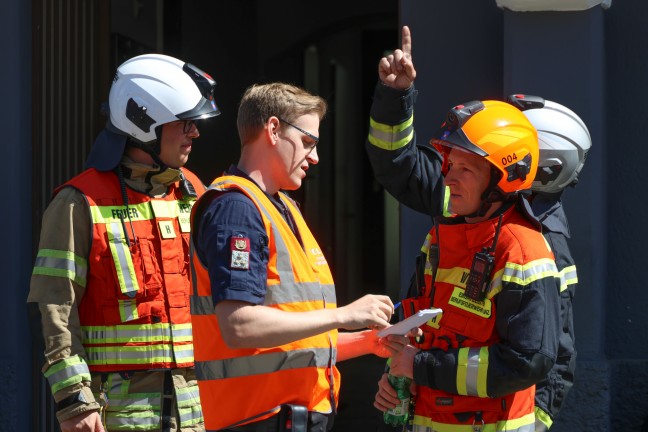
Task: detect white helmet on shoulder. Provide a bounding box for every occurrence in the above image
[109,53,220,143]
[507,94,592,194]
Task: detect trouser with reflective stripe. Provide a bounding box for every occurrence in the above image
[90,368,204,432]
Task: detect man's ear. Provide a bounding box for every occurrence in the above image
[266,116,281,146]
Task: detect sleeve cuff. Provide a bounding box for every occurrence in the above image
[56,386,100,423]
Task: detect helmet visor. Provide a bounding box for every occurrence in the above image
[177,97,221,120]
[430,127,488,158]
[178,62,221,120]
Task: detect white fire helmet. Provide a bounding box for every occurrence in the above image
[108,53,220,143]
[507,94,592,194]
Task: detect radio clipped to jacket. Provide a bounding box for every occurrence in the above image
[464,248,495,301]
[464,213,503,301]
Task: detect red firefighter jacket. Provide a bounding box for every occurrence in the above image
[400,206,560,431]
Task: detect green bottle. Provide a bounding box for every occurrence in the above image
[383,358,412,427]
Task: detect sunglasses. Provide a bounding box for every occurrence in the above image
[278,117,319,149]
[181,120,197,134]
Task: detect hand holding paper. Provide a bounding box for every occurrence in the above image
[377,308,442,337]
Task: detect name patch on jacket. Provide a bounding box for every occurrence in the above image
[436,397,454,406]
[230,236,251,270]
[448,287,492,318]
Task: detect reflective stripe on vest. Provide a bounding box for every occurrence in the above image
[102,374,160,430]
[559,264,577,292]
[83,324,195,366]
[195,347,336,380]
[368,115,414,151]
[177,384,204,427]
[107,222,139,297]
[489,258,559,297]
[82,323,192,343]
[456,346,489,397]
[84,341,194,366]
[32,249,88,287]
[43,355,91,394]
[412,413,536,432]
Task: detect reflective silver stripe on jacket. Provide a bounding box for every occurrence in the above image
[82,323,192,343]
[559,264,578,292]
[177,384,204,426]
[195,347,337,381]
[32,249,88,286]
[107,221,139,297]
[43,355,91,394]
[368,115,414,151]
[490,258,559,294]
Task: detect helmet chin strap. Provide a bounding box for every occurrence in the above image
[464,166,508,219]
[126,124,168,171]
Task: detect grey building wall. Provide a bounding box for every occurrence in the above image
[1,0,33,430]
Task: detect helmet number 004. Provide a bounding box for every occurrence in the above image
[502,153,518,166]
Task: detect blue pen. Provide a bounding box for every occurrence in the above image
[394,301,401,310]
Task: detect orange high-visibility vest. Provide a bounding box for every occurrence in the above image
[401,207,556,431]
[60,168,205,372]
[190,175,339,430]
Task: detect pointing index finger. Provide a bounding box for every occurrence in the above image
[401,26,412,57]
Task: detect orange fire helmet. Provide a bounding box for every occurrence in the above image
[430,100,539,196]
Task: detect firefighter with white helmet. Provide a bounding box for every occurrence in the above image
[508,93,592,431]
[28,53,220,431]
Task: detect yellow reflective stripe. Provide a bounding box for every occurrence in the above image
[489,258,559,296]
[119,299,139,322]
[560,264,578,292]
[105,394,159,411]
[177,384,204,426]
[32,249,88,287]
[173,345,195,365]
[89,199,194,225]
[420,232,433,254]
[534,406,553,429]
[413,412,535,431]
[432,266,470,285]
[442,186,453,217]
[179,405,204,427]
[43,355,91,394]
[107,222,139,297]
[368,115,414,150]
[456,346,489,397]
[85,344,187,365]
[82,323,192,344]
[104,411,160,429]
[496,412,536,431]
[176,384,201,407]
[89,202,154,223]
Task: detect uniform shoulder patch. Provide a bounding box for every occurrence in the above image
[230,236,251,270]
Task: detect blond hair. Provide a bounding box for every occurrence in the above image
[237,82,327,145]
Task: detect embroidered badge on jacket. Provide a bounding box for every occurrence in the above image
[230,236,251,270]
